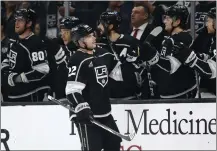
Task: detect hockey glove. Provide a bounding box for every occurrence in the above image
[75,102,94,125]
[141,42,159,66]
[160,37,174,57]
[197,53,210,61]
[6,72,29,87]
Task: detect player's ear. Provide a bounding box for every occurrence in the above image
[26,21,32,28]
[78,39,83,47]
[108,24,113,30]
[174,18,181,27]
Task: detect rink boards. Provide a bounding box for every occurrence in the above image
[1,100,216,150]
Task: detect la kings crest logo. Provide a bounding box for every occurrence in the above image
[94,65,108,87]
[8,50,17,69]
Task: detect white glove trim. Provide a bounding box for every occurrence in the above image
[75,102,90,113]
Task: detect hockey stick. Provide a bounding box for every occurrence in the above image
[142,26,163,97]
[195,70,201,98]
[47,95,136,141]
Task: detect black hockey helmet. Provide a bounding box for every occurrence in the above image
[14,8,37,25]
[165,4,189,28]
[71,24,94,45]
[207,7,216,19]
[60,16,81,29]
[99,11,122,28]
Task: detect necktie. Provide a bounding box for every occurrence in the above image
[133,29,139,38]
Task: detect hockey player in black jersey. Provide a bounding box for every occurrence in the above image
[66,24,121,151]
[59,16,82,58]
[140,4,198,99]
[189,7,216,95]
[1,8,50,102]
[96,11,141,100]
[46,16,83,101]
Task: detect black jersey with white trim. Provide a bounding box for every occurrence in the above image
[97,34,140,98]
[66,47,115,117]
[156,32,197,98]
[2,33,50,98]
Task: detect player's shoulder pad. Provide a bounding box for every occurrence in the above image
[68,51,87,67]
[171,31,193,47]
[95,46,111,55]
[26,34,45,46]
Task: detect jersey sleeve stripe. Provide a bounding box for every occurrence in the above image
[55,47,65,61]
[65,81,86,95]
[32,62,50,74]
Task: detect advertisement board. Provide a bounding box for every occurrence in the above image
[1,103,216,150]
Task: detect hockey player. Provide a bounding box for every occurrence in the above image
[66,24,121,151]
[1,8,50,102]
[96,11,141,100]
[59,16,82,58]
[190,7,216,95]
[141,5,198,99]
[46,16,82,99]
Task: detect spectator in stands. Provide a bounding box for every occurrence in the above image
[34,20,47,39]
[58,2,107,30]
[3,1,19,38]
[107,1,134,34]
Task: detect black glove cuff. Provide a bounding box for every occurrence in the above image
[75,102,90,113]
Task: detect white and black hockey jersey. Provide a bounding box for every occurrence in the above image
[1,33,50,99]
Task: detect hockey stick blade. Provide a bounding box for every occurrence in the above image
[47,95,135,141]
[144,26,163,44]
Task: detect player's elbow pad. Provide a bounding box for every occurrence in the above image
[55,47,66,64]
[166,56,181,74]
[65,81,86,95]
[33,63,50,74]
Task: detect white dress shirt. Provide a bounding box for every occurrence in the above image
[131,22,148,40]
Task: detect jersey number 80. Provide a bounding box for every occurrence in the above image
[32,51,45,61]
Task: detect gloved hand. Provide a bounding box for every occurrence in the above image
[141,42,159,65]
[160,37,174,57]
[197,53,210,61]
[75,102,94,125]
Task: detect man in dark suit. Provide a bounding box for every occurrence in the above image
[131,3,164,50]
[130,3,164,99]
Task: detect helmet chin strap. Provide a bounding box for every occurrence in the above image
[19,24,28,35]
[101,22,113,40]
[18,21,31,36]
[80,40,93,51]
[170,19,180,35]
